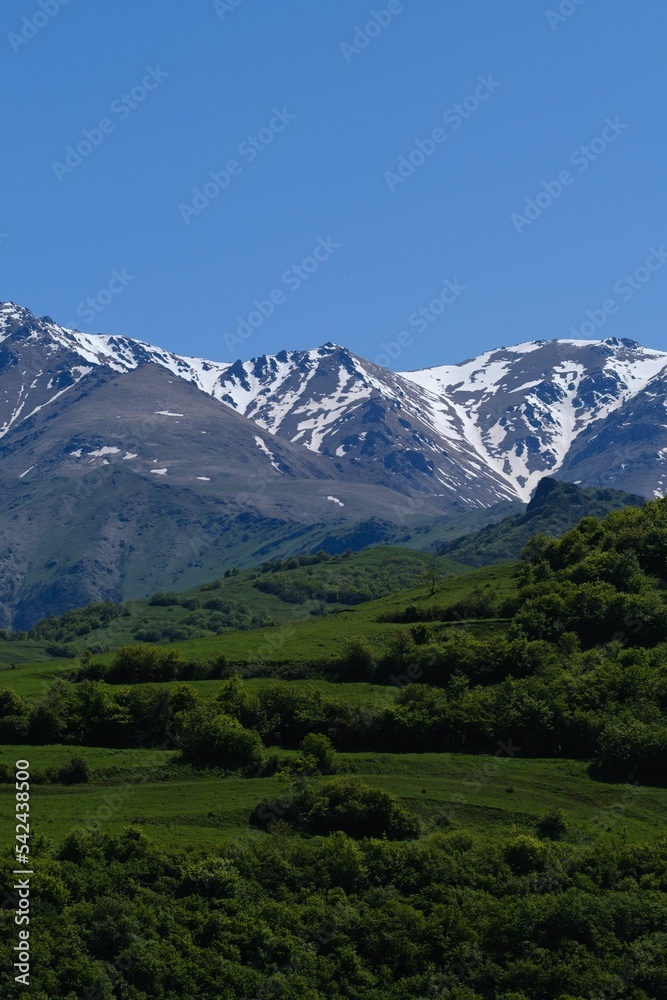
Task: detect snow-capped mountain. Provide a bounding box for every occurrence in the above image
[0,303,517,509]
[3,302,667,504]
[2,299,667,626]
[401,338,667,500]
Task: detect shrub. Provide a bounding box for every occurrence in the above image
[593,718,667,784]
[537,807,571,840]
[59,755,91,784]
[148,592,180,606]
[298,733,337,774]
[504,835,548,874]
[0,714,30,741]
[340,636,376,679]
[110,645,183,683]
[46,642,77,659]
[180,709,266,772]
[306,778,419,840]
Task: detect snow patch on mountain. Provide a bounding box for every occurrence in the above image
[400,339,667,501]
[4,303,667,506]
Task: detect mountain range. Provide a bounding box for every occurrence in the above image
[1,300,664,626]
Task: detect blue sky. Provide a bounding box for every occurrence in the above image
[1,0,665,370]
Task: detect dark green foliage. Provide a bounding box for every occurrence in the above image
[148,592,182,606]
[5,502,667,995]
[515,498,667,647]
[593,719,667,784]
[57,755,90,784]
[108,644,184,682]
[537,806,571,840]
[305,777,420,839]
[44,642,77,658]
[28,600,125,643]
[137,596,269,640]
[340,634,377,678]
[503,834,548,874]
[299,732,337,774]
[77,645,230,684]
[254,551,445,606]
[2,829,667,998]
[179,707,266,772]
[251,776,419,839]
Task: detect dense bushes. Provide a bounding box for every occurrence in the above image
[44,642,77,658]
[3,652,667,781]
[305,777,419,838]
[28,600,126,643]
[0,679,184,749]
[138,597,271,640]
[179,707,266,772]
[78,644,229,684]
[5,501,667,774]
[537,807,571,840]
[254,552,443,606]
[593,718,667,784]
[251,776,419,839]
[515,501,667,647]
[2,827,667,998]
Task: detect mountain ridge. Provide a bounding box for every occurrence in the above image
[2,299,667,626]
[4,301,667,502]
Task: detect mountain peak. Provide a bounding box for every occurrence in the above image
[3,299,667,506]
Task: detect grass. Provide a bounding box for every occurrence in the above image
[0,745,663,850]
[0,564,516,701]
[0,560,518,701]
[0,542,662,870]
[0,659,75,699]
[0,548,516,668]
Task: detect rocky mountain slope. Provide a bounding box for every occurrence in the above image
[1,300,666,625]
[436,477,646,567]
[401,338,667,500]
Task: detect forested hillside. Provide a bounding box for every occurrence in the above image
[2,500,667,997]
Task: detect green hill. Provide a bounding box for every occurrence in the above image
[438,477,645,566]
[2,499,667,997]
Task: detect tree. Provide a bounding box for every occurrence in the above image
[298,732,337,774]
[180,708,266,772]
[504,835,547,874]
[305,777,419,840]
[423,563,441,596]
[537,807,571,840]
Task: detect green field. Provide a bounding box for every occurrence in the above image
[0,548,514,667]
[0,541,660,852]
[2,511,667,998]
[0,745,661,850]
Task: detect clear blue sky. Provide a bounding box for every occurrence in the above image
[1,0,665,370]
